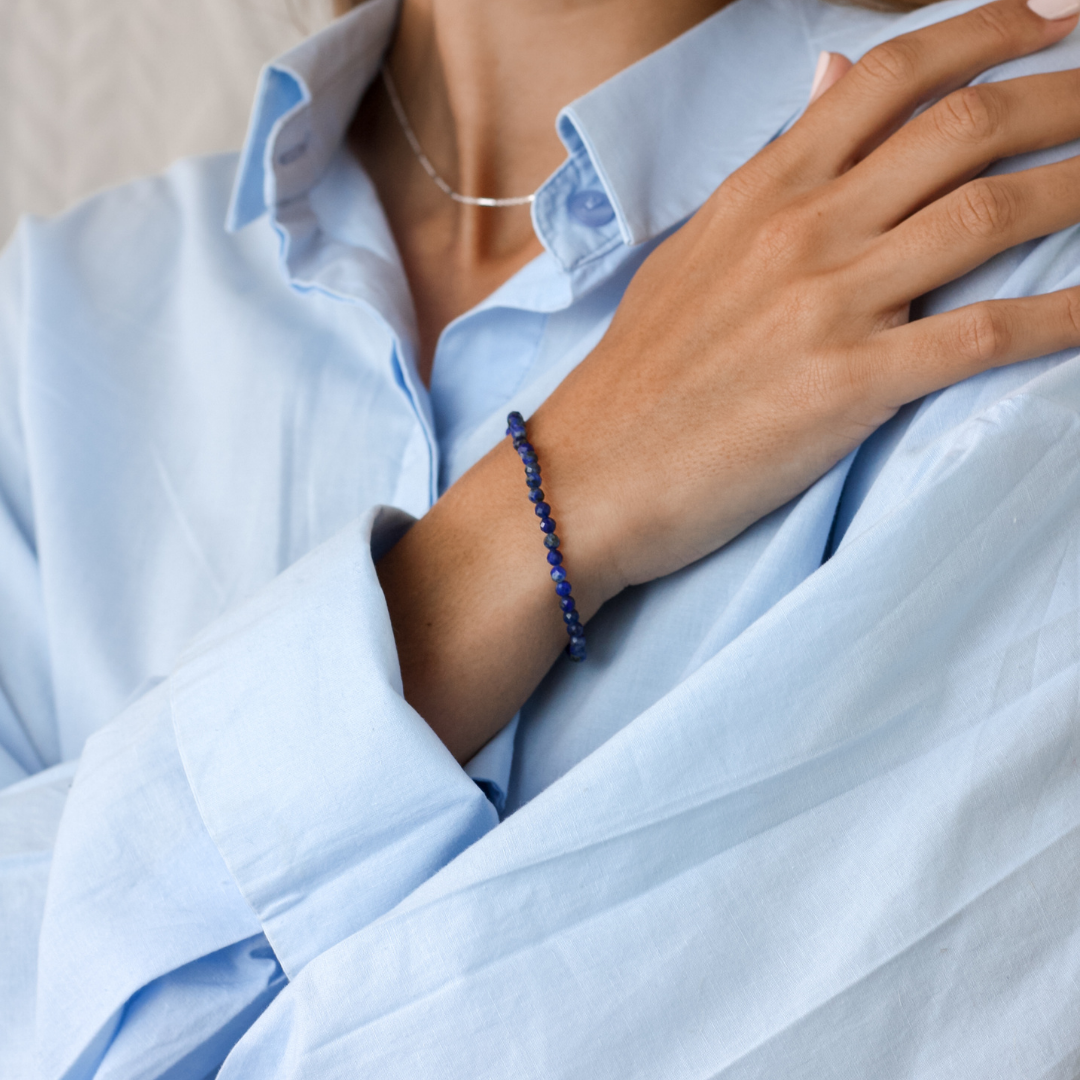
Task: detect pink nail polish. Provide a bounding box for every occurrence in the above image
[1027,0,1080,19]
[808,52,831,103]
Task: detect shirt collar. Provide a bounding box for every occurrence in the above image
[227,0,398,232]
[227,0,970,265]
[544,0,897,262]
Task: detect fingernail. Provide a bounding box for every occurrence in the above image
[809,51,831,103]
[1027,0,1080,19]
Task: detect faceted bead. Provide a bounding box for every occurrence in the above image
[540,517,556,534]
[555,580,572,596]
[507,411,525,432]
[524,464,541,478]
[544,534,560,549]
[528,488,545,503]
[559,596,575,613]
[550,566,567,583]
[513,438,531,453]
[563,610,580,624]
[534,502,551,517]
[526,475,542,489]
[565,619,582,635]
[568,641,587,662]
[520,452,538,465]
[547,550,563,566]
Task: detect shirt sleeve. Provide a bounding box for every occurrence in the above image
[218,272,1080,1080]
[25,507,498,1080]
[0,228,60,786]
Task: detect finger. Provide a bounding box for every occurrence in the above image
[836,69,1080,232]
[872,286,1080,405]
[867,154,1080,302]
[807,52,854,105]
[790,0,1077,178]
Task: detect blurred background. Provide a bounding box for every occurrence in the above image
[0,0,334,245]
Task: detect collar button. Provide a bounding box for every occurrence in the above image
[568,189,615,228]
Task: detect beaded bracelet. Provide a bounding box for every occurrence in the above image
[506,411,587,662]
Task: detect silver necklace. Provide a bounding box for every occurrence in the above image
[380,66,536,208]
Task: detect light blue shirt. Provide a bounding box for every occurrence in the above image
[3,0,1080,1076]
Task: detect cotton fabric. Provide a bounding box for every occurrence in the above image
[1,0,1080,1075]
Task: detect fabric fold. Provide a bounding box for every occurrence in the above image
[169,506,498,979]
[219,355,1080,1080]
[33,507,497,1080]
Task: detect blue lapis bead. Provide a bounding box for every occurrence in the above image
[508,411,586,663]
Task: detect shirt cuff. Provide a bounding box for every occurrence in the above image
[169,505,499,978]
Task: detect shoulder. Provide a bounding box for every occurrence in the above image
[9,151,279,316]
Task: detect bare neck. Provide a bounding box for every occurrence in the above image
[351,0,729,382]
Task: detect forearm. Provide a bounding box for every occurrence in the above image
[379,0,1080,765]
[377,426,613,764]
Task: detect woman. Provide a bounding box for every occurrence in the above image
[2,0,1080,1074]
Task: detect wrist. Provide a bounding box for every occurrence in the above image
[518,404,626,617]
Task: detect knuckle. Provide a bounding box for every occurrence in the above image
[966,2,1016,51]
[776,349,837,415]
[950,179,1016,239]
[955,304,1010,364]
[859,38,922,91]
[722,146,795,204]
[932,86,1004,146]
[1061,290,1080,338]
[798,356,840,412]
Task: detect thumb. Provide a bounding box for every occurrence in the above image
[808,51,854,104]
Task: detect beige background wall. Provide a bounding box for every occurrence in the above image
[0,0,333,246]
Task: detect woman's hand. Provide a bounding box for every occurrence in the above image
[532,0,1080,603]
[381,0,1080,761]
